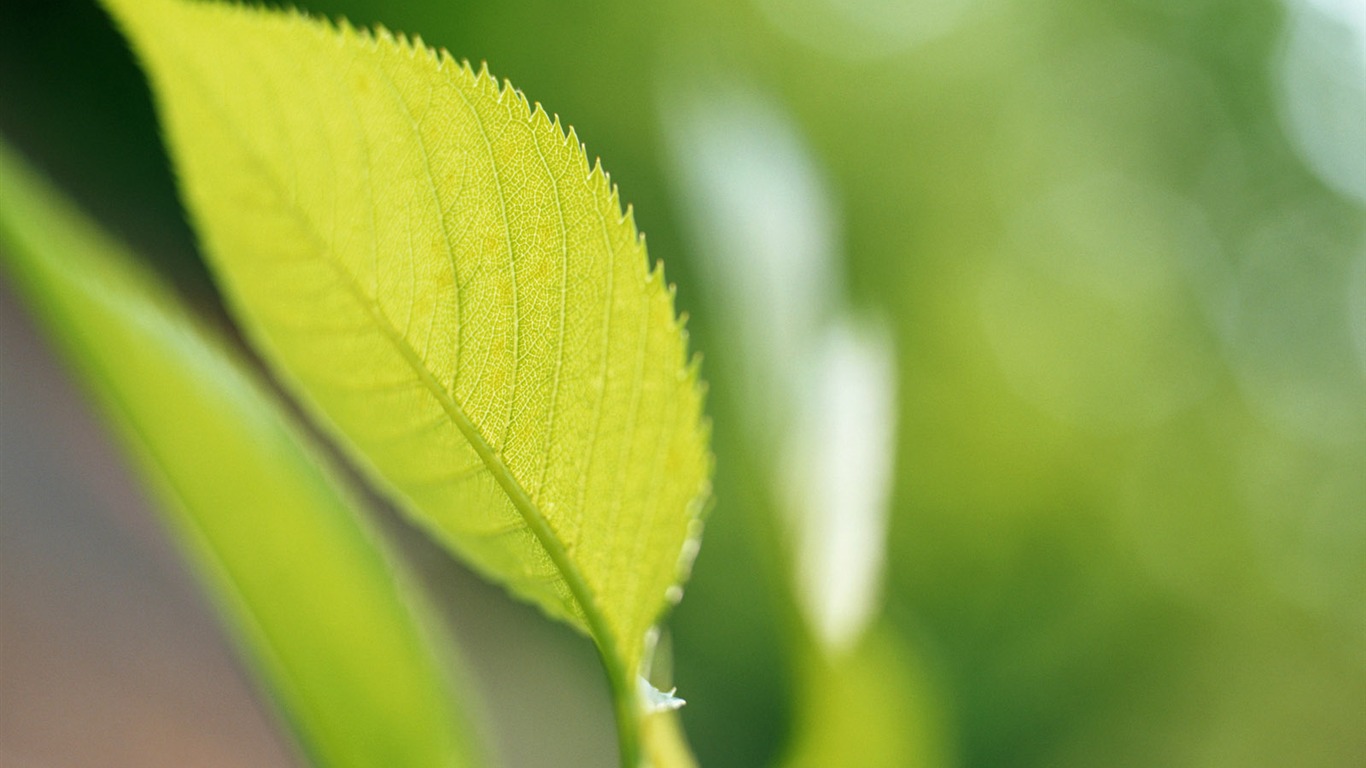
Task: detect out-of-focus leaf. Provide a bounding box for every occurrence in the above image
[642,713,700,768]
[782,626,948,768]
[0,139,484,767]
[100,0,712,762]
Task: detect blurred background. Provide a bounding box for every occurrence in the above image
[1,0,1363,765]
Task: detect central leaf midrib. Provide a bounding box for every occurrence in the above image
[279,146,601,636]
[305,200,642,764]
[161,24,625,669]
[303,192,633,699]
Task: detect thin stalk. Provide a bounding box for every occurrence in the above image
[599,648,641,768]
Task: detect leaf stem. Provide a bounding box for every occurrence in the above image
[602,652,641,768]
[361,296,646,766]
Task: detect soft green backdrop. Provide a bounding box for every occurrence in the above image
[1,0,1362,765]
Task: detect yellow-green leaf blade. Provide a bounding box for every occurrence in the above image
[0,140,483,768]
[101,0,710,711]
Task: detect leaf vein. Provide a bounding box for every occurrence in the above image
[452,80,521,450]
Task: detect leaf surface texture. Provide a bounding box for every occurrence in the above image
[102,0,711,681]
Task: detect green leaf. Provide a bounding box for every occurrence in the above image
[0,139,484,768]
[100,0,712,762]
[782,626,948,768]
[643,712,700,768]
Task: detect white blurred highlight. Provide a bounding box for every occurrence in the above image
[660,81,897,653]
[1278,0,1366,206]
[662,84,838,450]
[782,319,897,653]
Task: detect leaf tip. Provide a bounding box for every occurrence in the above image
[472,60,498,93]
[513,86,536,116]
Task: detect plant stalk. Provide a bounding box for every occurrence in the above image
[601,652,641,768]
